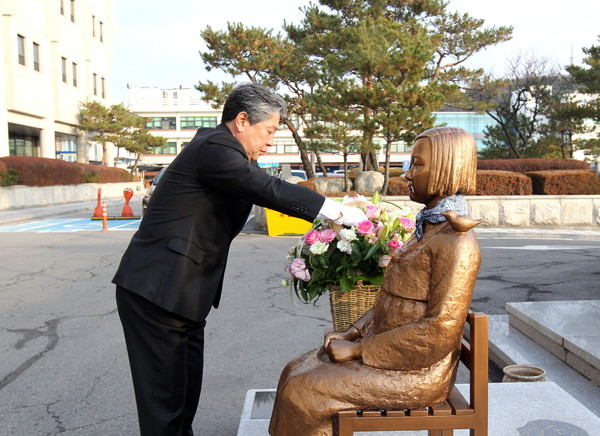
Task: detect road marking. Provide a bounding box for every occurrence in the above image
[0,214,254,233]
[488,245,600,250]
[0,218,140,233]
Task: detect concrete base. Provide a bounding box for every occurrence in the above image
[507,301,600,386]
[237,383,599,436]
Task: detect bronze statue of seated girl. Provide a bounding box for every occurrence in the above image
[269,127,483,436]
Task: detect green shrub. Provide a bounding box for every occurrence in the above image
[475,171,533,195]
[525,170,600,195]
[0,161,19,186]
[0,156,84,186]
[385,176,409,195]
[83,171,100,183]
[478,158,589,173]
[0,156,134,186]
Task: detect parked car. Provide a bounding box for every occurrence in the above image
[142,166,167,215]
[290,170,307,180]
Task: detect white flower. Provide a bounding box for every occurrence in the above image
[337,239,353,254]
[396,206,413,217]
[309,241,329,255]
[339,228,358,241]
[341,194,369,208]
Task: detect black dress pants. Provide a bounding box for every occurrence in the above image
[116,286,206,436]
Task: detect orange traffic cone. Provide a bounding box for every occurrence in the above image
[121,188,134,217]
[93,188,103,217]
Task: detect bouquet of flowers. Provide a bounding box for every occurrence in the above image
[284,192,415,303]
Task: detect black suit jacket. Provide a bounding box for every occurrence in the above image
[112,124,324,322]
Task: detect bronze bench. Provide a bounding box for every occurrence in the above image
[336,311,489,436]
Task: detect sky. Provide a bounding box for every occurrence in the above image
[111,0,600,100]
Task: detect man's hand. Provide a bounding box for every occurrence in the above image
[326,339,361,363]
[334,206,368,227]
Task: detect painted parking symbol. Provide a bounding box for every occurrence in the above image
[0,218,141,233]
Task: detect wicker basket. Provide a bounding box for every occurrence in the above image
[329,282,380,331]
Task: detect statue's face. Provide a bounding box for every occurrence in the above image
[405,137,443,208]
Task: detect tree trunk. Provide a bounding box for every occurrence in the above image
[114,146,121,167]
[131,154,141,175]
[343,153,349,192]
[381,139,392,195]
[315,153,328,176]
[102,143,109,166]
[284,120,316,179]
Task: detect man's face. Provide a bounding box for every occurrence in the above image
[235,113,280,161]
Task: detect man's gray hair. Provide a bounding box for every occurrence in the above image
[221,83,287,124]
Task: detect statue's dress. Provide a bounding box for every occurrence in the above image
[269,220,481,436]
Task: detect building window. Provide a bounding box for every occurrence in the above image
[70,0,75,22]
[32,42,40,71]
[72,62,77,87]
[56,133,77,161]
[145,117,177,130]
[101,77,105,98]
[152,142,177,155]
[92,15,96,37]
[99,21,104,42]
[273,140,298,154]
[61,57,67,82]
[93,73,97,95]
[180,116,218,129]
[389,141,408,153]
[9,134,39,157]
[17,35,25,65]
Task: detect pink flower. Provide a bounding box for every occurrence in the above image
[319,229,336,243]
[378,255,392,268]
[289,258,311,282]
[356,219,375,236]
[365,204,381,219]
[304,230,319,245]
[388,239,402,252]
[400,217,415,232]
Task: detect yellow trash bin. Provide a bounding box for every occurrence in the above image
[265,208,312,236]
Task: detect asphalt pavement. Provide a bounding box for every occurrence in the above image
[1,200,599,435]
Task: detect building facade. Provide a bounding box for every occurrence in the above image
[0,0,115,163]
[124,86,497,173]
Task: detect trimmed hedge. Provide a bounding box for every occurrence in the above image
[0,156,133,186]
[475,171,533,195]
[478,158,589,172]
[526,170,600,195]
[385,176,409,195]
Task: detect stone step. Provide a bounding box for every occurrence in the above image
[237,383,600,436]
[487,314,600,417]
[506,300,600,386]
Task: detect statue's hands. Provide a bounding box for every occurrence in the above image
[323,331,348,349]
[326,340,361,363]
[323,326,360,349]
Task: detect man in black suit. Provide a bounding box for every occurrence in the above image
[113,83,365,436]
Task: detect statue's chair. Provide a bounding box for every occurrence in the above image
[336,311,488,436]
